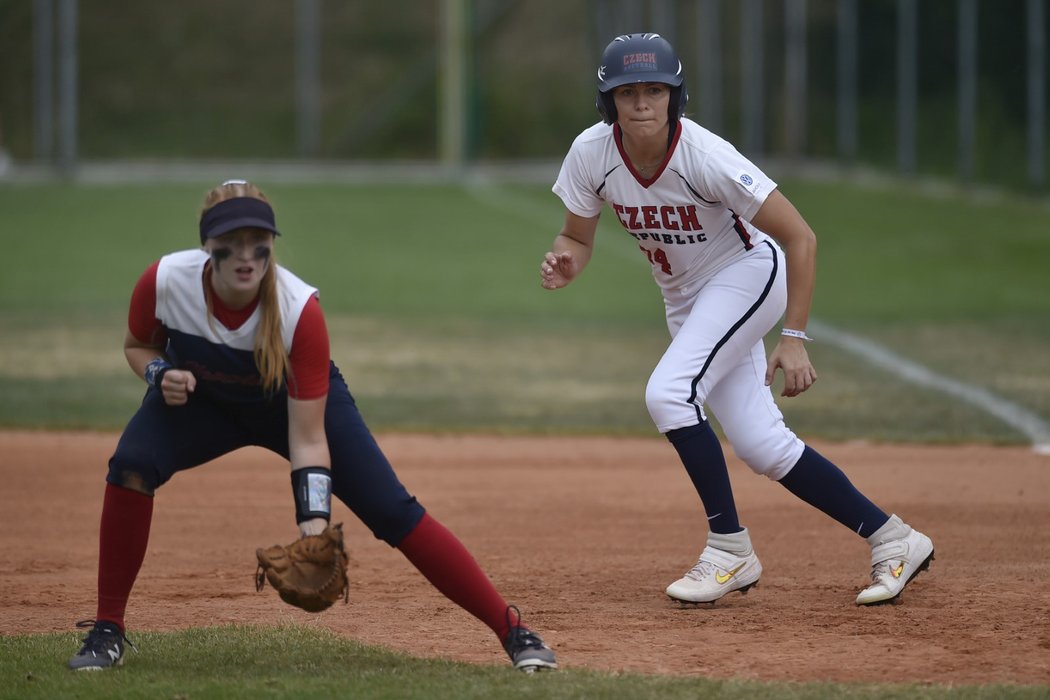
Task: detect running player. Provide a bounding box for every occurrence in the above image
[68,180,556,672]
[540,33,933,606]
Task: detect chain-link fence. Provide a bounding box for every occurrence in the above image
[0,0,1046,189]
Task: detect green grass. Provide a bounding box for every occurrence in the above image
[3,625,1044,700]
[0,179,1048,442]
[780,180,1050,321]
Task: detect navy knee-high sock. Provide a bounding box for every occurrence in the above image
[778,445,889,537]
[666,421,741,535]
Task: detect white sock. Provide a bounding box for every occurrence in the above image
[866,514,909,547]
[707,527,753,555]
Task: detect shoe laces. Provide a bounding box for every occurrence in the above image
[503,605,547,654]
[868,562,888,584]
[683,557,716,582]
[75,619,137,654]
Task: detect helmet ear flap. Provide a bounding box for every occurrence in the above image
[596,92,618,125]
[672,83,688,119]
[670,84,689,120]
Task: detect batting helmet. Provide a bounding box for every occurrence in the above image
[595,33,688,126]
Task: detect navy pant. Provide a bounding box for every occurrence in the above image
[108,362,425,546]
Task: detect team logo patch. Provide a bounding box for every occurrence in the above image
[739,174,753,186]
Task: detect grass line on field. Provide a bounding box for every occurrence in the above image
[809,319,1050,454]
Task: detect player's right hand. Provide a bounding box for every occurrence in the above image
[160,369,196,406]
[540,251,576,290]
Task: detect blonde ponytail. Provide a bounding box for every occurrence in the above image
[254,261,290,394]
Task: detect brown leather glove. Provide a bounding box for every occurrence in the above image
[255,523,349,612]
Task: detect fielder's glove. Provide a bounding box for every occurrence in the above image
[255,523,349,612]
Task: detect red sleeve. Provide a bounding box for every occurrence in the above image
[128,260,168,346]
[287,295,331,400]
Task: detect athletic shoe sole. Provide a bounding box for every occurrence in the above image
[666,579,759,606]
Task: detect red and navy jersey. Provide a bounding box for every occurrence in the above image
[128,249,330,403]
[553,117,777,292]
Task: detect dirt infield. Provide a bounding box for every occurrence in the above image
[3,430,1049,685]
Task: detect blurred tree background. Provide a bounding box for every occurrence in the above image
[0,0,1046,190]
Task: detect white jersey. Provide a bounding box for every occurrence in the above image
[155,249,318,353]
[153,249,319,403]
[552,117,777,293]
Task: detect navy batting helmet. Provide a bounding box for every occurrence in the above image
[595,33,688,126]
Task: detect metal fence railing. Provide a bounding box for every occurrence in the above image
[1,0,1046,190]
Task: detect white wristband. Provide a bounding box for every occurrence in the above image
[781,328,813,341]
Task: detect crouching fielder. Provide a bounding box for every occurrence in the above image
[68,180,556,672]
[540,33,933,606]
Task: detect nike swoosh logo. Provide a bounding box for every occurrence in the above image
[715,564,745,584]
[891,562,905,578]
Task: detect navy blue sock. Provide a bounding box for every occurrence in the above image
[778,445,890,537]
[666,421,741,534]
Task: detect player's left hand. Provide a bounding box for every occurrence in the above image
[765,337,817,397]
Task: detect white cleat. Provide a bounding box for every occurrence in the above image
[856,514,934,606]
[666,529,762,604]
